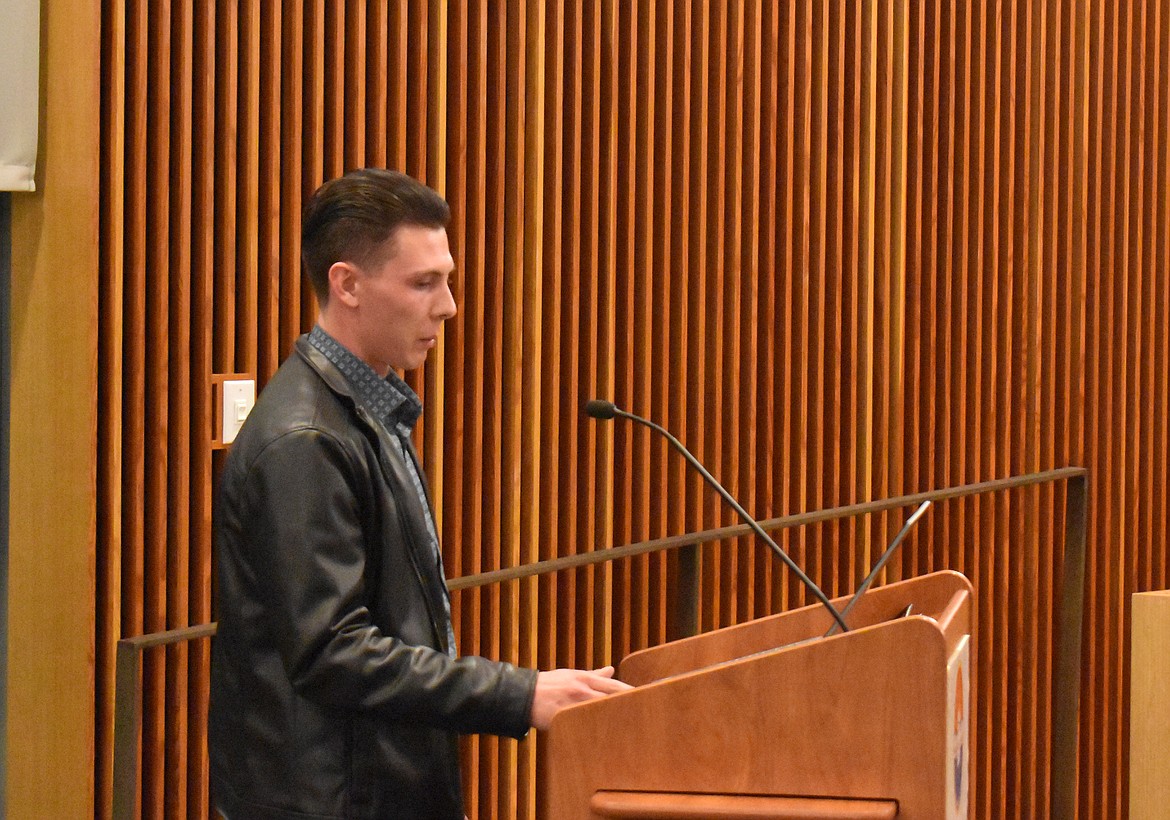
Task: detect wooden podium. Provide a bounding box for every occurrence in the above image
[541,571,974,819]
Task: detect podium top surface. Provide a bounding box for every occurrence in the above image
[620,570,972,687]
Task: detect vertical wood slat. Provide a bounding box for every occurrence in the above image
[257,0,283,383]
[474,0,507,812]
[1136,0,1156,601]
[423,0,451,526]
[443,0,470,644]
[97,0,127,815]
[820,0,843,600]
[703,0,728,630]
[1088,3,1112,813]
[302,0,325,326]
[186,3,217,816]
[593,0,618,671]
[321,1,345,185]
[141,2,172,815]
[631,0,654,654]
[609,0,634,660]
[279,1,304,356]
[365,2,388,170]
[163,3,193,817]
[812,0,830,591]
[684,0,711,633]
[547,0,572,683]
[536,10,565,790]
[235,0,260,375]
[667,0,696,639]
[1035,2,1059,812]
[94,3,1169,818]
[515,3,545,816]
[967,4,991,807]
[97,0,127,814]
[1159,0,1170,597]
[755,0,779,608]
[657,0,681,638]
[342,0,366,173]
[725,0,748,625]
[445,0,472,798]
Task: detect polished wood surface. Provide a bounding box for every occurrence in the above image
[7,1,102,817]
[1129,591,1170,820]
[621,570,970,685]
[544,572,972,819]
[590,792,898,819]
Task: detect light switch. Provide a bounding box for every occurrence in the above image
[222,379,256,445]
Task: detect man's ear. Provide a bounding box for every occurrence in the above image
[328,261,361,308]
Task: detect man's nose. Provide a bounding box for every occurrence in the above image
[437,281,457,320]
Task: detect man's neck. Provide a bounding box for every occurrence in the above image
[315,312,389,378]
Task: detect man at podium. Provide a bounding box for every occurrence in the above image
[208,169,629,820]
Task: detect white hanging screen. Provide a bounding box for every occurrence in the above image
[0,0,39,192]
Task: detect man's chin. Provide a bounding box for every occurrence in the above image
[393,355,428,373]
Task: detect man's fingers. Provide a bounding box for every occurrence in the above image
[586,669,633,694]
[592,678,633,694]
[530,667,635,729]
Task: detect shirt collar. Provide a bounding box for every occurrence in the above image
[307,325,423,431]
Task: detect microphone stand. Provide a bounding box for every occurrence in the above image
[585,400,850,634]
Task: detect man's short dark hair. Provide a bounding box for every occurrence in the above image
[301,168,451,304]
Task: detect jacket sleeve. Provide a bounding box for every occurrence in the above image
[233,425,537,739]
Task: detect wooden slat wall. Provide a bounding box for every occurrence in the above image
[94,1,1170,818]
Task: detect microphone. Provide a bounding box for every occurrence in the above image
[583,399,618,420]
[584,398,850,633]
[823,500,932,637]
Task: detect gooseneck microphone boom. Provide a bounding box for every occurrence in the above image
[823,499,932,638]
[584,399,850,633]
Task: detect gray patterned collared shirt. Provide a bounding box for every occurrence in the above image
[307,325,457,657]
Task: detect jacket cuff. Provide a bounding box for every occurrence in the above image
[503,664,539,739]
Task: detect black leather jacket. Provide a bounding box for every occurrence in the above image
[209,337,537,819]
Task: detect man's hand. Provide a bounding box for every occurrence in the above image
[530,666,634,730]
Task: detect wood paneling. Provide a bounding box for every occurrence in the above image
[7,1,102,817]
[94,2,1169,818]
